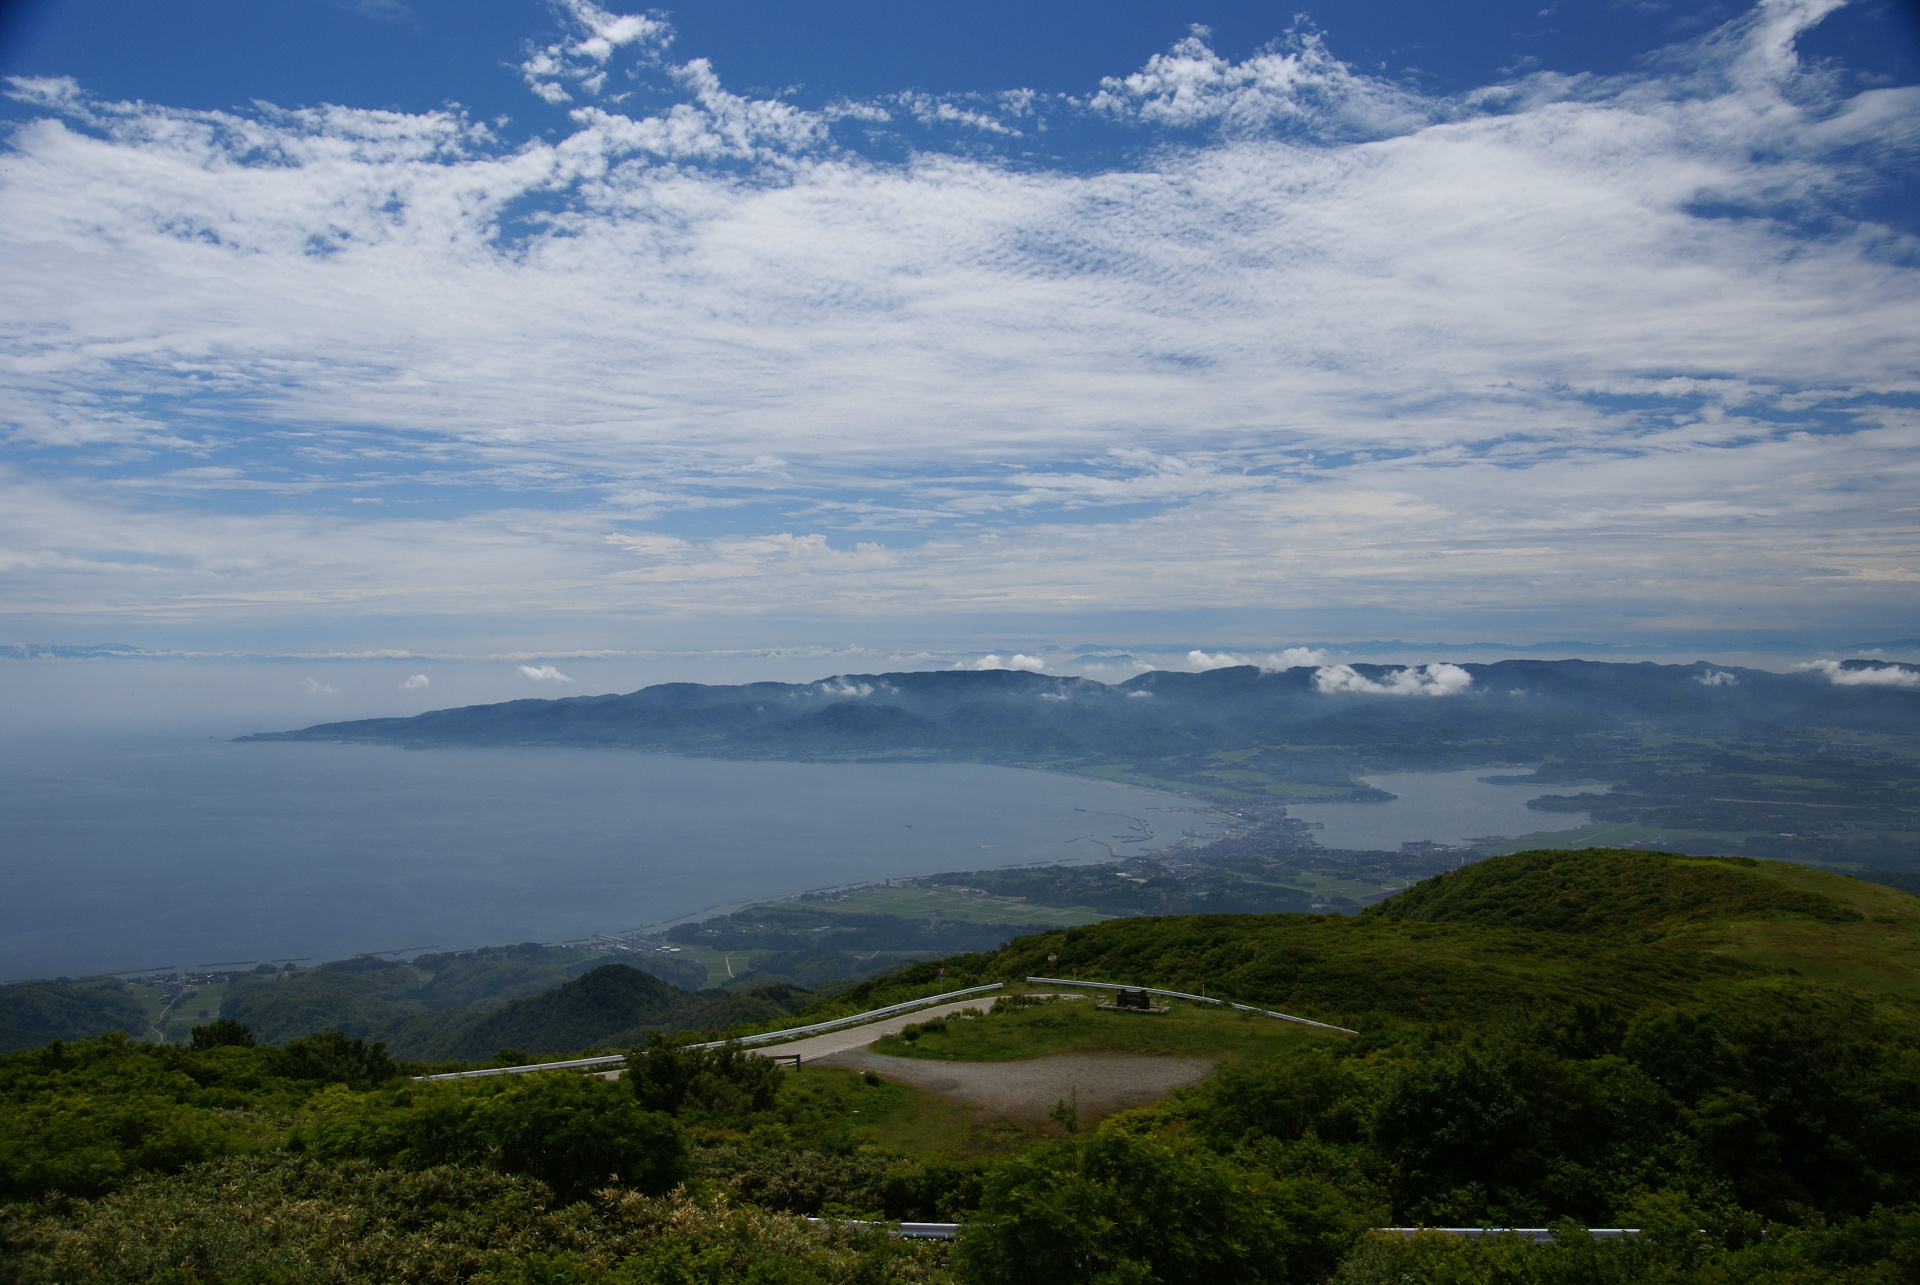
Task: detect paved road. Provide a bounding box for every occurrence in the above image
[593,994,1073,1079]
[599,993,1213,1123]
[747,994,1060,1061]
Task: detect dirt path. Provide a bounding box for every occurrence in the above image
[814,1049,1216,1125]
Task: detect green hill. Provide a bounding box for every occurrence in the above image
[0,979,149,1053]
[212,945,709,1055]
[12,849,1920,1284]
[815,848,1920,1034]
[1370,848,1863,935]
[397,964,684,1061]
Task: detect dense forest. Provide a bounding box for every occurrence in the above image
[8,848,1920,1282]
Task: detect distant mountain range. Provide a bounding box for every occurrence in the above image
[243,658,1919,762]
[242,659,1920,868]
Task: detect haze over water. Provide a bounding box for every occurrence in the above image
[0,735,1190,981]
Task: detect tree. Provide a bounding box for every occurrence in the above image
[273,1029,398,1087]
[189,1019,255,1050]
[625,1034,783,1122]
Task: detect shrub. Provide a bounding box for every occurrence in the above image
[272,1029,398,1087]
[955,1129,1353,1285]
[483,1073,687,1203]
[627,1035,784,1122]
[301,1072,687,1203]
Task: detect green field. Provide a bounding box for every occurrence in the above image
[662,944,747,988]
[868,992,1345,1063]
[1263,869,1405,902]
[119,978,237,1043]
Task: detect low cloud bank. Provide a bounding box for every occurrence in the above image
[519,665,574,683]
[1796,660,1920,688]
[1186,647,1330,672]
[1313,663,1474,696]
[964,654,1048,673]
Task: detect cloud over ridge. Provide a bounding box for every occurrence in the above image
[1313,663,1475,696]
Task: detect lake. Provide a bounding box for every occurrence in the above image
[0,736,1191,981]
[1284,768,1578,851]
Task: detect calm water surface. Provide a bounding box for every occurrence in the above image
[1284,768,1577,851]
[0,736,1189,980]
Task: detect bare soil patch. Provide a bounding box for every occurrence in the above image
[814,1049,1215,1126]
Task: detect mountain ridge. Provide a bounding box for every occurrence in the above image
[242,658,1919,757]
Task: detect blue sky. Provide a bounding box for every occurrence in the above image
[1,0,1917,665]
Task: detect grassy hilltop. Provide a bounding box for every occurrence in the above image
[823,846,1920,1029]
[8,849,1920,1283]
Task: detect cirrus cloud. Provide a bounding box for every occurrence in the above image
[0,0,1914,649]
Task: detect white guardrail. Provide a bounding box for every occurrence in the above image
[1023,977,1359,1035]
[1384,1229,1643,1242]
[813,1222,1641,1244]
[809,1219,959,1240]
[416,982,1006,1081]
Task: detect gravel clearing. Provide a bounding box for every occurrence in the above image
[813,1049,1217,1124]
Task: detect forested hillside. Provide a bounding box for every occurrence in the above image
[8,849,1920,1283]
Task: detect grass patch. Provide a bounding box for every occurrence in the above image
[868,994,1342,1064]
[1685,860,1920,1005]
[784,1064,1042,1157]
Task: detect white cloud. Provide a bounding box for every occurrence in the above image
[1270,647,1330,669]
[399,673,430,689]
[299,676,337,695]
[1127,689,1154,698]
[1695,669,1738,686]
[1089,25,1430,140]
[520,0,671,105]
[0,2,1915,645]
[819,677,874,696]
[966,653,1047,672]
[1186,649,1251,670]
[1190,646,1331,671]
[1313,663,1474,696]
[1795,659,1920,687]
[518,664,574,682]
